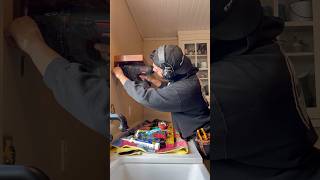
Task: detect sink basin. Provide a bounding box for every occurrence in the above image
[111,163,209,180]
[110,141,209,180]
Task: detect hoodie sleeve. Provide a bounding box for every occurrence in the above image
[123,80,182,112]
[43,58,108,137]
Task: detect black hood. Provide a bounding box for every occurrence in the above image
[213,16,284,61]
[213,0,263,41]
[150,45,198,81]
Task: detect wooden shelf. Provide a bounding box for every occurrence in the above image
[198,68,208,70]
[205,96,210,104]
[114,54,144,62]
[285,52,314,57]
[285,21,313,27]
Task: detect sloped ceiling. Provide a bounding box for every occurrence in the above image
[125,0,210,39]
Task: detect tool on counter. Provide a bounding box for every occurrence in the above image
[121,136,160,152]
[145,128,162,136]
[112,119,189,155]
[165,123,175,148]
[158,121,168,130]
[195,128,210,157]
[197,128,208,141]
[153,131,167,139]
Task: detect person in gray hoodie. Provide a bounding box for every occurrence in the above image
[113,45,210,143]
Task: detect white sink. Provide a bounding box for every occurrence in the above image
[110,141,210,180]
[111,163,209,180]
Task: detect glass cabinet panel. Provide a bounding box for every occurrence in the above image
[184,44,196,55]
[290,57,316,107]
[183,41,209,99]
[197,56,208,69]
[261,0,318,109]
[196,43,207,55]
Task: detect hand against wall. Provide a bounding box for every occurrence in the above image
[8,16,45,54]
[113,67,128,85]
[7,16,61,75]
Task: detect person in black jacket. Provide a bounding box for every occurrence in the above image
[113,45,210,141]
[212,0,320,179]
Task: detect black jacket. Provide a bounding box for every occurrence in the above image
[212,16,320,179]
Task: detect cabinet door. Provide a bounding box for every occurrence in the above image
[261,0,320,119]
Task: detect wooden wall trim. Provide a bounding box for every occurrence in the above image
[0,0,14,164]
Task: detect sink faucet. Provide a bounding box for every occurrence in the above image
[110,113,129,141]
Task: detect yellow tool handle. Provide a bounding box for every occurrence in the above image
[197,130,203,141]
[200,128,208,141]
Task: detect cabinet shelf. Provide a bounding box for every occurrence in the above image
[285,21,313,27]
[285,52,314,57]
[205,96,210,102]
[198,68,208,70]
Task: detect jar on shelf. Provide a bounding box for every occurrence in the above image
[292,36,307,52]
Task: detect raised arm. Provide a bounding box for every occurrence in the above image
[8,16,109,137]
[8,16,61,75]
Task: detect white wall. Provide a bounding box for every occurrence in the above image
[110,0,180,129]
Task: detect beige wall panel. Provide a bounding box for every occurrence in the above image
[110,0,144,136]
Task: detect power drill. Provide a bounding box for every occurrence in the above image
[119,62,154,82]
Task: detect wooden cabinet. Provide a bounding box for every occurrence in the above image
[261,0,320,126]
[178,30,210,103]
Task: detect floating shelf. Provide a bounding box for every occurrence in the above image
[285,21,313,27]
[198,68,208,70]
